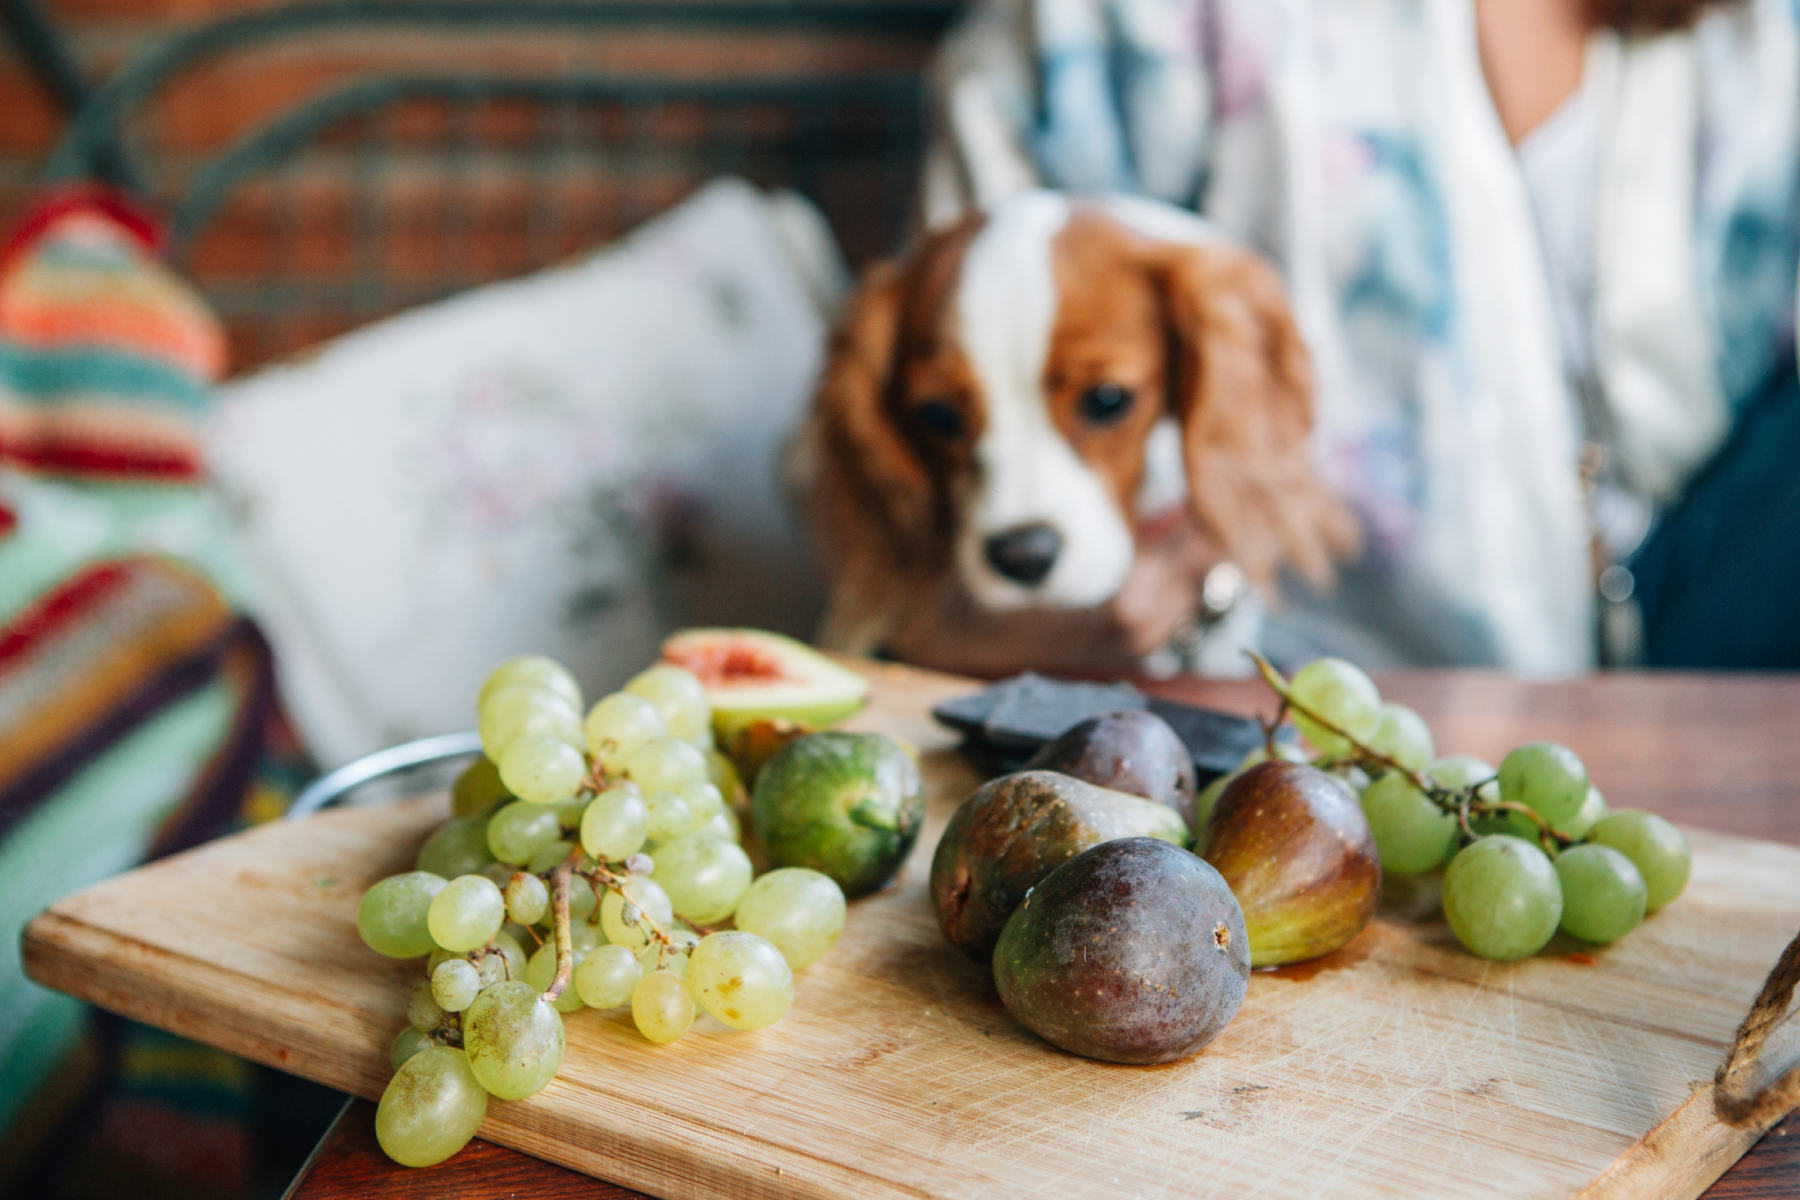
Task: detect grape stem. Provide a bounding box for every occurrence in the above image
[1245,651,1577,851]
[542,849,577,1003]
[582,861,681,953]
[542,848,684,1001]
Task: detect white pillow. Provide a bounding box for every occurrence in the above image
[209,179,846,768]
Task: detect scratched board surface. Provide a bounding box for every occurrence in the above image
[23,659,1800,1199]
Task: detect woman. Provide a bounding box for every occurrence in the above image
[919,0,1800,671]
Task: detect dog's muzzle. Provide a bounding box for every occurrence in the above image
[983,523,1063,587]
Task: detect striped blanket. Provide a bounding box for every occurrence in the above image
[0,185,313,1200]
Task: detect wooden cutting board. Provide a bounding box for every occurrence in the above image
[22,659,1800,1200]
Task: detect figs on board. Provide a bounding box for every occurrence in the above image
[751,731,922,898]
[1023,709,1198,832]
[930,770,1190,961]
[1197,761,1380,967]
[662,628,870,741]
[993,837,1250,1065]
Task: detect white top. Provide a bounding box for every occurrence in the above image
[1516,76,1653,563]
[1518,82,1602,394]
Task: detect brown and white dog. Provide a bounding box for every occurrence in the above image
[801,190,1357,671]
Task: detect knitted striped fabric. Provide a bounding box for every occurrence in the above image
[0,188,317,1200]
[0,185,226,507]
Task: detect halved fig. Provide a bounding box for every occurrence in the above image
[661,628,870,740]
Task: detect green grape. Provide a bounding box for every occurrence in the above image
[1430,755,1506,860]
[552,796,590,832]
[600,877,674,950]
[732,868,846,970]
[1429,755,1500,798]
[451,758,512,820]
[1588,810,1691,911]
[567,917,603,954]
[1369,703,1435,771]
[486,800,561,864]
[687,931,794,1031]
[630,969,696,1044]
[389,1026,432,1070]
[407,979,446,1032]
[432,958,482,1012]
[1565,786,1611,839]
[1468,808,1542,844]
[479,654,582,712]
[644,791,696,843]
[652,835,753,925]
[706,749,744,802]
[490,930,529,983]
[479,684,583,763]
[622,738,709,794]
[417,818,496,879]
[584,692,666,768]
[624,664,710,743]
[427,875,506,953]
[1334,764,1372,794]
[1238,743,1309,769]
[637,930,699,977]
[677,781,726,825]
[480,862,515,887]
[1193,772,1235,832]
[504,872,549,925]
[1555,843,1647,943]
[581,784,649,861]
[470,951,504,989]
[574,944,642,1009]
[1360,771,1457,873]
[1497,742,1589,828]
[1287,657,1382,757]
[499,735,587,806]
[526,840,575,875]
[568,875,599,924]
[1442,835,1563,960]
[699,806,741,844]
[375,1045,488,1168]
[526,941,588,1013]
[357,872,446,958]
[462,980,566,1099]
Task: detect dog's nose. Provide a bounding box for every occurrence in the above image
[984,523,1062,586]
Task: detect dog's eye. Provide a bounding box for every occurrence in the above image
[1079,382,1134,425]
[913,400,965,439]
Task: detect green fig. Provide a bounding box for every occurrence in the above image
[1197,761,1380,967]
[751,731,922,898]
[930,770,1189,961]
[993,837,1249,1064]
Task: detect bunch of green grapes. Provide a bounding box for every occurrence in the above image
[1240,656,1692,963]
[356,655,850,1168]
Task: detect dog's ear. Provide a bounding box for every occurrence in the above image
[1151,241,1359,590]
[805,260,933,654]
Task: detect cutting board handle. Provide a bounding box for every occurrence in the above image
[1716,924,1800,1127]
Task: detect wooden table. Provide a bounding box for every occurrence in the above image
[274,668,1800,1200]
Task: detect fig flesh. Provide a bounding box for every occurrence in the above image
[751,731,922,898]
[1023,709,1198,832]
[931,770,1190,960]
[1197,761,1380,967]
[993,837,1249,1064]
[662,628,869,740]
